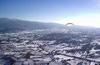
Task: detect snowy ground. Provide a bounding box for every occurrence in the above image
[0,28,100,65]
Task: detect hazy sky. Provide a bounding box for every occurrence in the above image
[0,0,100,27]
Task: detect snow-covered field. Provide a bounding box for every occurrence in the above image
[0,28,100,65]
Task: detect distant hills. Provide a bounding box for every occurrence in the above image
[0,18,99,33]
[0,18,65,33]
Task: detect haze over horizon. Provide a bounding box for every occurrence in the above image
[0,0,100,27]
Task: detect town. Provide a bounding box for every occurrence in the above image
[0,28,100,65]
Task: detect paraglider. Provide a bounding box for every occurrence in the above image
[65,23,74,32]
[65,23,74,26]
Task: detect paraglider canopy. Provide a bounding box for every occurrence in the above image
[65,23,74,32]
[65,23,74,26]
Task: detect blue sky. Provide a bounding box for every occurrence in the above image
[0,0,100,27]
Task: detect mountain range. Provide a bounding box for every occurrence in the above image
[0,18,99,33]
[0,18,65,33]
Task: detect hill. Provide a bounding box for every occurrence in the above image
[0,18,65,33]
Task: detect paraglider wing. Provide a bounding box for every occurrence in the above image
[65,23,74,26]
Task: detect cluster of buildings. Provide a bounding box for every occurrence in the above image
[0,29,100,65]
